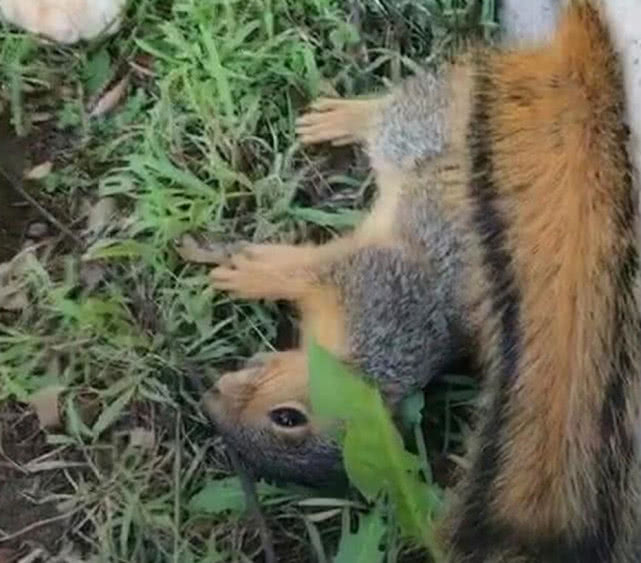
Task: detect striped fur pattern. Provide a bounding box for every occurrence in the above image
[445,3,641,561]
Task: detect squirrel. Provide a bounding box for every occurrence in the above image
[197,1,566,490]
[201,66,476,488]
[193,0,641,559]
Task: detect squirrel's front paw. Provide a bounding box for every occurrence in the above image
[209,244,310,301]
[296,98,362,147]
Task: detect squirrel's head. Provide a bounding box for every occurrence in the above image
[203,350,345,488]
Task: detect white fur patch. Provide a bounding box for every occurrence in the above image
[500,0,561,46]
[0,0,126,44]
[601,1,641,202]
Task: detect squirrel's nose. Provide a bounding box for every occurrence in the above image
[202,383,224,419]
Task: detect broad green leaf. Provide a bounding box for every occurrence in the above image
[308,342,378,421]
[188,476,246,515]
[334,507,385,563]
[308,341,444,558]
[84,48,112,95]
[188,477,285,515]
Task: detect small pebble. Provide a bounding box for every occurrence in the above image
[80,263,106,291]
[26,222,48,238]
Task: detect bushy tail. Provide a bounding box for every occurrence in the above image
[446,2,641,561]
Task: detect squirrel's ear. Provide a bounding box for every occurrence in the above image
[216,368,260,395]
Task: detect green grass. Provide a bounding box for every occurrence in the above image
[0,1,492,560]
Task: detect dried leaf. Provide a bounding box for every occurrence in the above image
[89,74,130,118]
[305,508,342,523]
[130,54,156,78]
[0,288,29,311]
[31,112,53,123]
[80,263,107,290]
[448,453,471,470]
[50,545,88,563]
[25,161,53,180]
[0,548,17,563]
[16,549,45,563]
[86,197,116,233]
[129,427,155,449]
[29,386,65,429]
[176,234,228,264]
[0,250,38,311]
[318,79,339,97]
[26,222,49,238]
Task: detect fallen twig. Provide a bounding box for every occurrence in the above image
[0,509,79,543]
[185,373,277,563]
[0,166,84,249]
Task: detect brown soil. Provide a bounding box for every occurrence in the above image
[0,401,70,556]
[0,113,72,558]
[0,114,36,262]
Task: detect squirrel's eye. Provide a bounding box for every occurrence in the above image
[269,407,308,428]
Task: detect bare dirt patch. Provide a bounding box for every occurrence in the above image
[0,115,35,262]
[0,401,69,556]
